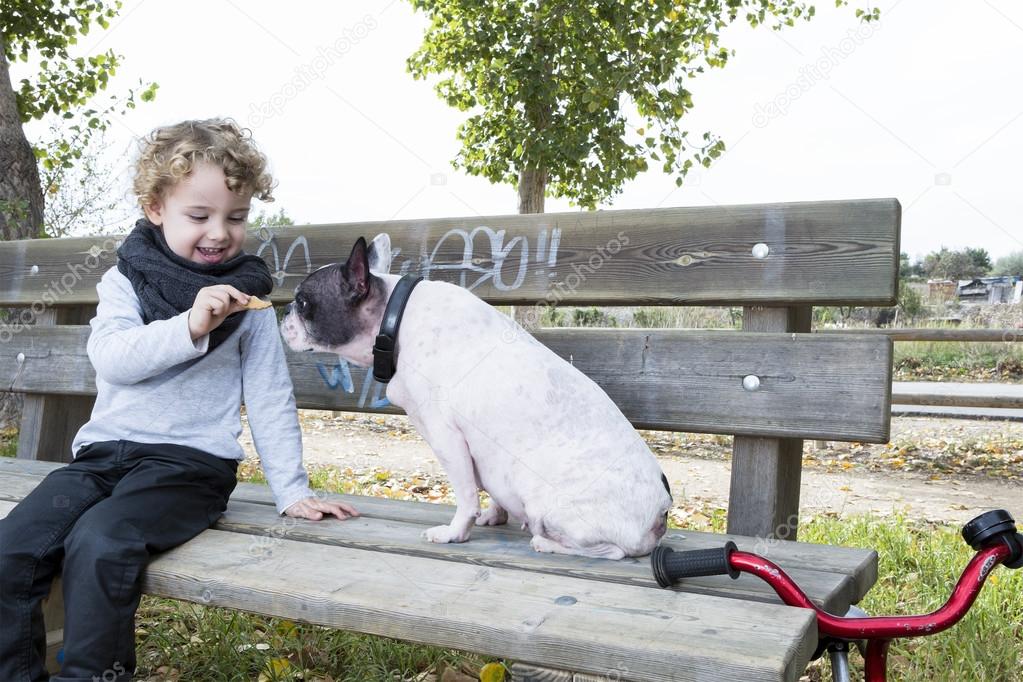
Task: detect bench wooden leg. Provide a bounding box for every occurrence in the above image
[728,435,803,539]
[509,663,625,681]
[42,576,64,671]
[15,307,95,463]
[726,306,810,540]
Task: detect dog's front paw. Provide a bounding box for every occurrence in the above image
[475,505,508,526]
[423,525,470,544]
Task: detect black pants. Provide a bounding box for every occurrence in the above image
[0,440,238,682]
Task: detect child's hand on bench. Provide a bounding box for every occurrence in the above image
[285,496,361,521]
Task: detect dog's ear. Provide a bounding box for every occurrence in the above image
[367,233,392,274]
[341,237,370,299]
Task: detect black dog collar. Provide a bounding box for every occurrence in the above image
[372,274,423,383]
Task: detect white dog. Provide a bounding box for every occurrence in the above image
[280,234,672,559]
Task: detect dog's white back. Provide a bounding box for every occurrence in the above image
[383,275,671,558]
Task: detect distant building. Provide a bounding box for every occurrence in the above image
[927,279,957,303]
[955,276,1021,304]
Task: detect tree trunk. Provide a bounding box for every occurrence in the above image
[517,165,547,214]
[512,166,548,329]
[0,37,43,429]
[513,10,553,328]
[0,37,45,241]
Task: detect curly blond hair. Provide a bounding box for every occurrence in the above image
[133,118,276,209]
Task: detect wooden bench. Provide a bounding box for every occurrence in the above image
[0,199,900,680]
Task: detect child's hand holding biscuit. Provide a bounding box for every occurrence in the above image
[188,285,265,340]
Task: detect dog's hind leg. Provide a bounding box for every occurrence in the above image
[472,460,508,526]
[476,504,508,526]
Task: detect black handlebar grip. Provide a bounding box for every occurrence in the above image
[1005,533,1023,570]
[651,541,740,587]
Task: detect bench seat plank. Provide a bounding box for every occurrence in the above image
[0,498,816,682]
[221,499,856,612]
[0,461,876,609]
[0,326,892,442]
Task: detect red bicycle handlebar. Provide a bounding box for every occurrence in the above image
[650,509,1022,681]
[729,543,1010,639]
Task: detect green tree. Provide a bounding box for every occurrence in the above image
[41,84,159,238]
[992,250,1023,276]
[897,280,924,321]
[899,251,924,279]
[42,124,126,237]
[964,247,992,275]
[407,0,876,213]
[249,208,295,231]
[922,247,991,281]
[1,0,156,240]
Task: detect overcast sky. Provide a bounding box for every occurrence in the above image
[17,0,1023,261]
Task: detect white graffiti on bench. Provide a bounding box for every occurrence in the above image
[255,229,313,287]
[409,225,561,291]
[312,225,562,407]
[253,225,561,293]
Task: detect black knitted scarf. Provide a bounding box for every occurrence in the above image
[116,218,273,352]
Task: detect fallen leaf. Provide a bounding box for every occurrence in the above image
[480,662,506,682]
[258,657,292,682]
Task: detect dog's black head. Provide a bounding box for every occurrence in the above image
[280,235,391,364]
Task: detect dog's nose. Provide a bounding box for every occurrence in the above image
[283,302,293,315]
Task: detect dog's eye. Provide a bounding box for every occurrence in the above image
[297,298,310,314]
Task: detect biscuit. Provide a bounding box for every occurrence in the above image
[245,297,273,310]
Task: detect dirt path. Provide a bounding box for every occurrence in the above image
[240,413,1022,525]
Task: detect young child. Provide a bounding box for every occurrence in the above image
[0,118,358,682]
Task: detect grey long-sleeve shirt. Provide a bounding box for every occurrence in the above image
[72,266,314,514]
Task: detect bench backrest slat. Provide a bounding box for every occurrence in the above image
[0,326,891,442]
[0,199,900,307]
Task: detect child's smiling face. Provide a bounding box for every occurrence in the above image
[143,162,251,265]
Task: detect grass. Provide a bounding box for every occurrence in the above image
[535,305,740,329]
[677,509,1023,681]
[127,464,1023,682]
[0,426,17,457]
[895,341,1023,381]
[800,515,1023,681]
[135,601,482,681]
